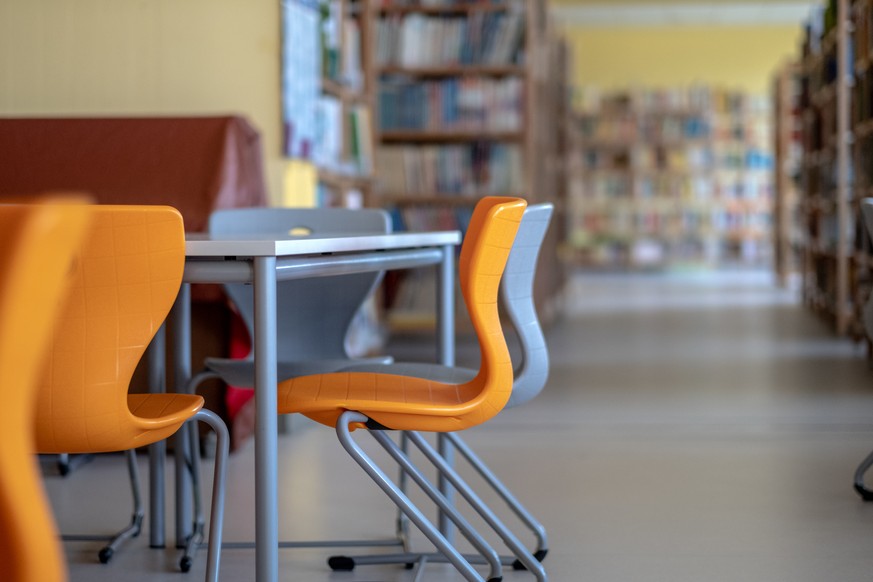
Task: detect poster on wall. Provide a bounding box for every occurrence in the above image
[281,0,321,159]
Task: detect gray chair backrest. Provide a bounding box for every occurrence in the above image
[209,207,391,361]
[503,203,553,409]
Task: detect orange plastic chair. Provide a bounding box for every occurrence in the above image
[0,200,91,582]
[33,205,229,582]
[276,196,544,582]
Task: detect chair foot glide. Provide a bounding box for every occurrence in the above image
[854,482,873,501]
[512,548,548,570]
[327,556,355,571]
[179,556,193,573]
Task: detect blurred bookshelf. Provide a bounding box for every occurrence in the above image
[566,86,774,271]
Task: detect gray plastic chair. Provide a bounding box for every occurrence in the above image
[184,206,399,553]
[854,198,873,499]
[328,203,553,572]
[199,207,394,385]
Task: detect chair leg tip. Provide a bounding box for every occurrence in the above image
[180,556,193,573]
[98,547,113,564]
[327,556,355,571]
[855,483,873,501]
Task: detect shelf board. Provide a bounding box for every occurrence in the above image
[376,2,511,15]
[380,193,522,205]
[321,78,371,105]
[379,129,524,143]
[378,64,525,78]
[317,168,374,188]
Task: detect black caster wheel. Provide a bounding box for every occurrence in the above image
[327,556,355,571]
[180,556,193,573]
[405,562,415,570]
[855,483,873,501]
[487,577,503,582]
[98,547,114,564]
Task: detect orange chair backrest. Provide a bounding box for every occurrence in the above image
[35,205,186,453]
[0,200,91,582]
[453,196,527,427]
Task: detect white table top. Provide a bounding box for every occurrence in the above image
[185,230,461,257]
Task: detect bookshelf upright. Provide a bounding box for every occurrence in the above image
[298,0,377,208]
[772,61,803,289]
[797,0,853,335]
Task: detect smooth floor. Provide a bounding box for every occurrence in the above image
[48,270,873,581]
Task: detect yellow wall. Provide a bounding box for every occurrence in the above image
[0,0,284,202]
[561,24,803,96]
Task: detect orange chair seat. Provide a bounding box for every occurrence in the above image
[36,394,204,454]
[278,371,512,432]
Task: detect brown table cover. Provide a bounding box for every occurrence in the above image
[0,115,268,231]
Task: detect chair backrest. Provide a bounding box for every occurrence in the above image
[0,200,90,582]
[35,205,186,453]
[455,196,527,426]
[501,203,553,408]
[209,207,391,361]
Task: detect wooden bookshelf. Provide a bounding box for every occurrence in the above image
[796,0,853,335]
[369,0,568,326]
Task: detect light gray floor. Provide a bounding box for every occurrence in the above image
[47,269,873,581]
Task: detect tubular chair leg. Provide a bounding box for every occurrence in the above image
[331,430,549,575]
[185,372,405,554]
[854,448,873,500]
[57,452,94,476]
[332,431,548,580]
[445,431,548,568]
[180,419,206,573]
[61,449,144,564]
[333,410,492,582]
[177,408,229,582]
[405,432,547,581]
[362,430,503,580]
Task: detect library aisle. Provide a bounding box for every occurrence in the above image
[50,270,873,582]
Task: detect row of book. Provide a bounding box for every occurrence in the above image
[378,77,523,131]
[374,12,525,67]
[573,173,772,202]
[321,0,365,91]
[576,115,711,143]
[580,145,714,172]
[378,0,525,7]
[313,96,373,174]
[570,208,772,239]
[376,143,523,195]
[388,204,476,233]
[575,86,768,118]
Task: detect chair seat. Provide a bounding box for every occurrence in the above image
[340,362,477,384]
[128,393,205,425]
[204,356,394,388]
[277,370,511,432]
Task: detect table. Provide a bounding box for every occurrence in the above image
[172,230,461,582]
